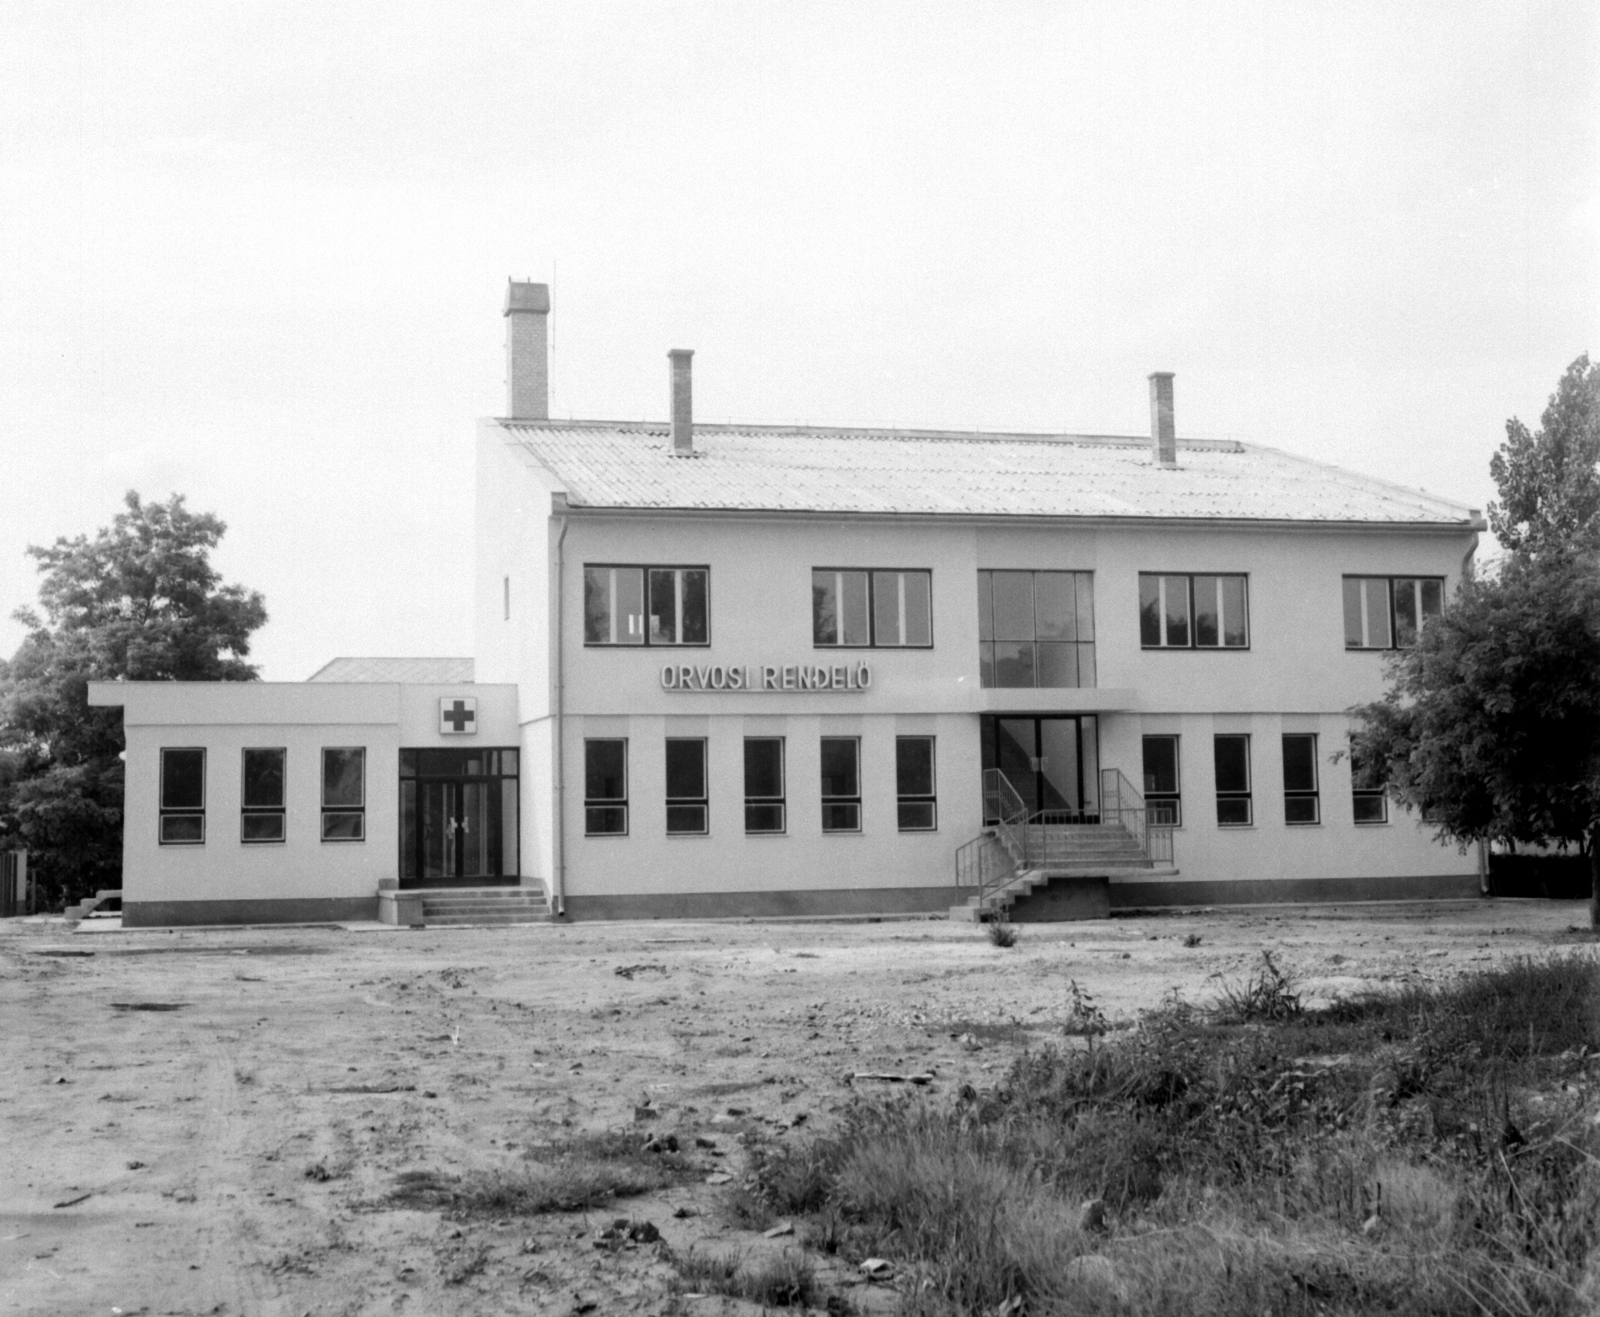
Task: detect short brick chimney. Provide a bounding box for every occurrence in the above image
[1148,371,1176,467]
[669,349,694,455]
[504,281,550,420]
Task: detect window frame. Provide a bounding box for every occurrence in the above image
[1350,740,1389,825]
[1213,734,1253,827]
[583,564,711,647]
[743,737,786,835]
[1281,733,1320,826]
[1139,573,1250,650]
[811,568,934,649]
[159,747,207,845]
[320,747,367,842]
[895,736,937,832]
[820,736,862,833]
[240,747,287,845]
[665,737,709,837]
[1141,735,1182,828]
[583,738,629,837]
[1342,575,1445,651]
[977,569,1098,689]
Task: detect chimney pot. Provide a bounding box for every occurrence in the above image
[669,349,694,455]
[504,280,550,420]
[1148,371,1176,467]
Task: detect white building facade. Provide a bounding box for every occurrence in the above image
[91,282,1482,926]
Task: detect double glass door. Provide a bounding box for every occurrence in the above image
[400,749,519,887]
[983,716,1100,820]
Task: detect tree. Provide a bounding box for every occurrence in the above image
[1354,356,1600,924]
[0,493,267,908]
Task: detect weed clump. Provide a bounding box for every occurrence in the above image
[985,915,1020,948]
[672,1248,819,1308]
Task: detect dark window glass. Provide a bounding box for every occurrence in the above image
[1342,577,1365,648]
[977,572,994,641]
[895,736,936,831]
[161,749,205,811]
[1164,576,1190,647]
[584,739,627,836]
[586,566,706,645]
[1350,740,1388,824]
[978,570,1095,689]
[680,570,709,644]
[648,569,678,644]
[744,738,785,834]
[1036,642,1078,688]
[1344,576,1444,649]
[820,737,861,833]
[321,747,365,842]
[160,815,205,844]
[242,749,284,809]
[1282,734,1319,825]
[991,642,1035,688]
[321,812,365,841]
[1138,575,1162,646]
[665,738,707,835]
[815,569,930,647]
[1141,574,1247,648]
[1142,735,1181,827]
[1214,735,1251,826]
[990,571,1035,641]
[1034,573,1078,641]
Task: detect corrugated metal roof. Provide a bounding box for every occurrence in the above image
[501,421,1478,526]
[306,657,475,683]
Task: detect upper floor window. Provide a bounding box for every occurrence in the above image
[241,748,286,844]
[1140,574,1249,649]
[584,566,708,646]
[1343,576,1443,650]
[812,570,931,647]
[160,748,206,845]
[978,570,1096,688]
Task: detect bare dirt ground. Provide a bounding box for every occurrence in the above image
[2,899,1594,1317]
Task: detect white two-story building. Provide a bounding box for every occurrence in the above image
[91,281,1483,927]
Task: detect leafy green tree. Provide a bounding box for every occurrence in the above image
[0,493,266,908]
[1355,356,1600,923]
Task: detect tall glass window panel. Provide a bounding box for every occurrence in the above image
[979,570,1095,689]
[241,747,286,843]
[1142,736,1181,827]
[159,747,206,844]
[895,736,936,831]
[1343,577,1393,649]
[1282,734,1319,825]
[1350,741,1388,824]
[1213,735,1252,827]
[820,737,861,833]
[1392,578,1442,649]
[1194,575,1249,648]
[584,739,628,836]
[321,747,366,841]
[870,571,932,648]
[1138,574,1192,647]
[812,570,871,646]
[584,566,645,645]
[665,738,708,835]
[648,569,709,645]
[744,738,785,834]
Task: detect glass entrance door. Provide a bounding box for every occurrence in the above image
[984,716,1100,820]
[400,749,519,888]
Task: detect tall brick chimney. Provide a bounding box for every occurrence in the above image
[504,281,550,420]
[1148,372,1176,467]
[669,349,694,455]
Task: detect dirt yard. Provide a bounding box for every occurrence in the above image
[1,900,1592,1317]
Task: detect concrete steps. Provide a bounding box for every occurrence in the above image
[415,887,552,927]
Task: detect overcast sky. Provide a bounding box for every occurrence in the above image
[2,2,1595,681]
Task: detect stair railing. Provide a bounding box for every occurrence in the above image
[1098,767,1175,865]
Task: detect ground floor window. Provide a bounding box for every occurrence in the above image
[1282,734,1320,824]
[585,739,628,835]
[1350,742,1388,824]
[744,738,785,833]
[820,737,862,832]
[895,736,937,830]
[241,748,286,843]
[322,748,366,841]
[160,747,206,844]
[1214,735,1252,826]
[1142,735,1181,826]
[666,738,708,835]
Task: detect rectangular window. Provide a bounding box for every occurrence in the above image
[977,570,1096,688]
[812,569,931,647]
[321,748,366,841]
[1350,742,1389,824]
[159,748,206,844]
[820,737,861,832]
[744,738,785,834]
[1213,735,1252,826]
[241,748,286,843]
[1140,574,1249,648]
[895,736,937,831]
[584,739,628,836]
[1282,734,1320,825]
[583,565,708,646]
[1343,576,1444,650]
[665,738,708,835]
[1141,735,1181,827]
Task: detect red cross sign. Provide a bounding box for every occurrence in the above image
[439,697,477,735]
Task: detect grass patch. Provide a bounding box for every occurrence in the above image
[673,1248,821,1308]
[389,1129,697,1216]
[985,915,1021,948]
[745,953,1600,1316]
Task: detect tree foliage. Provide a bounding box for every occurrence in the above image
[0,492,266,908]
[1488,354,1600,556]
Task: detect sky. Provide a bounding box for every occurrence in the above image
[1,1,1595,681]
